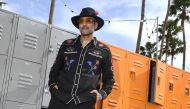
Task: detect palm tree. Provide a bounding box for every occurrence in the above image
[140,42,157,58]
[163,20,181,63]
[170,0,190,70]
[145,42,157,58]
[140,46,146,56]
[167,37,183,65]
[136,0,146,53]
[159,0,171,60]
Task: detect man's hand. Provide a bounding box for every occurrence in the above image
[53,85,58,90]
[90,90,102,102]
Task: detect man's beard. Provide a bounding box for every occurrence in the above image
[79,27,94,36]
[80,30,93,36]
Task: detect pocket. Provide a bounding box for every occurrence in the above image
[49,86,59,96]
[89,93,97,103]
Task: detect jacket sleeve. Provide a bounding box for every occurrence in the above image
[48,43,65,87]
[99,47,115,99]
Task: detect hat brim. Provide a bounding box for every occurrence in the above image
[71,15,104,31]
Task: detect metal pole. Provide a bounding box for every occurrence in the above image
[156,17,159,59]
[48,0,55,25]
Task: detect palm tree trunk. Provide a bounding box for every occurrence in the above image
[159,0,171,60]
[165,34,169,63]
[181,20,186,70]
[181,7,186,70]
[136,0,145,53]
[171,55,174,66]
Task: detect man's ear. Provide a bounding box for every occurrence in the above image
[94,22,98,30]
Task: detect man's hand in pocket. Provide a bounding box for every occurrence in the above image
[90,90,102,102]
[53,85,58,90]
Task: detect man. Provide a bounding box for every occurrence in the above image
[48,7,115,109]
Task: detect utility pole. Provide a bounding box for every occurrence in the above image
[135,0,145,53]
[48,0,55,25]
[0,0,7,9]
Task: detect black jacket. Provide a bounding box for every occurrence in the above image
[48,36,115,105]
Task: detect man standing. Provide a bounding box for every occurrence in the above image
[48,7,115,109]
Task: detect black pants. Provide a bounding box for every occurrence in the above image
[48,95,96,109]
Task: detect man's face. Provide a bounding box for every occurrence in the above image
[78,17,98,36]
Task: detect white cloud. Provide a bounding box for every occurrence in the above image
[31,16,47,23]
[53,2,78,32]
[88,0,141,16]
[105,18,139,38]
[3,3,20,13]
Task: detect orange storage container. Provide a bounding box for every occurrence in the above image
[146,60,165,109]
[181,71,190,109]
[101,94,124,109]
[125,98,146,109]
[154,60,167,105]
[151,60,166,105]
[100,45,127,109]
[146,102,164,109]
[124,52,150,102]
[95,101,102,109]
[109,45,127,96]
[165,66,183,109]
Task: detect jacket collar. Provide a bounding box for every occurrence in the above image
[75,35,97,46]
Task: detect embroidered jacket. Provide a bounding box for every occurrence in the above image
[48,35,115,105]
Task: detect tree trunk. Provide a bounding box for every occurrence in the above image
[159,0,171,60]
[181,7,186,70]
[181,20,186,70]
[135,0,145,53]
[165,34,170,63]
[171,55,174,66]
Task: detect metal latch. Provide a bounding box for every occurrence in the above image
[49,45,54,52]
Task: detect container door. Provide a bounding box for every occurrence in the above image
[109,46,127,95]
[126,53,149,102]
[181,71,190,109]
[102,94,123,109]
[0,55,7,99]
[165,66,182,109]
[0,11,14,55]
[5,101,36,109]
[13,17,48,64]
[41,27,76,108]
[149,60,166,105]
[7,58,41,104]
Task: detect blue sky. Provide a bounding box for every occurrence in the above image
[2,0,190,71]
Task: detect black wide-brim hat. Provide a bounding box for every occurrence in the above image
[71,7,104,31]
